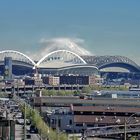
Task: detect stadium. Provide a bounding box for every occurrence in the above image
[0,50,140,81]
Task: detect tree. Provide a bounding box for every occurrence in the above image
[82,86,91,93]
[20,104,67,140]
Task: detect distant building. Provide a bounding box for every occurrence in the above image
[60,75,89,85]
[24,78,35,85]
[48,76,60,86]
[34,78,43,86]
[89,75,104,85]
[13,79,25,86]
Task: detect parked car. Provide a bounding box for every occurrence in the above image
[16,119,24,125]
[16,119,31,125]
[30,125,38,133]
[26,134,31,139]
[15,112,22,119]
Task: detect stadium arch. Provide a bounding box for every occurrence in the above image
[37,50,87,68]
[0,50,36,75]
[81,55,140,72]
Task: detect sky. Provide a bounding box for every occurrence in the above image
[0,0,140,63]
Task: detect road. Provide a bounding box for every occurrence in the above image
[15,124,23,140]
[0,98,40,140]
[15,124,40,140]
[31,134,40,140]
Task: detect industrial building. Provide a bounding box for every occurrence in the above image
[32,95,140,138]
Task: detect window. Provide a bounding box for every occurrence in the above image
[76,123,83,127]
[87,124,94,127]
[51,119,55,124]
[58,119,61,127]
[69,120,72,125]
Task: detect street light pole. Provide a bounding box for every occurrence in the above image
[23,103,26,140]
[124,117,126,140]
[6,109,11,140]
[57,115,59,140]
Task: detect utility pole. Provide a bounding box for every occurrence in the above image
[6,109,11,140]
[23,103,26,140]
[124,117,126,140]
[57,115,59,140]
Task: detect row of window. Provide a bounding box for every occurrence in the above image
[74,111,139,117]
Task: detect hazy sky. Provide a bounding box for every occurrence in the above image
[0,0,140,64]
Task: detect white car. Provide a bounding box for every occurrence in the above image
[16,119,24,124]
[15,113,22,118]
